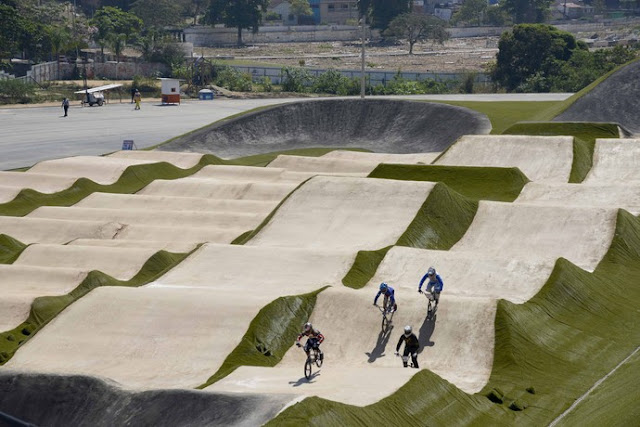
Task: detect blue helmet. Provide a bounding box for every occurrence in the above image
[379,282,388,292]
[427,267,436,276]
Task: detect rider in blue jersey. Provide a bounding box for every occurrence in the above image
[418,267,444,308]
[374,282,397,313]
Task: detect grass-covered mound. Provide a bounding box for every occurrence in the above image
[501,122,620,183]
[559,348,640,426]
[270,210,640,425]
[197,287,327,388]
[0,234,27,264]
[368,164,529,202]
[0,156,227,217]
[0,249,192,365]
[0,148,367,216]
[342,183,477,289]
[342,247,392,289]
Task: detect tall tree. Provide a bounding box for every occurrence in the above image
[207,0,269,46]
[46,25,71,61]
[492,24,583,91]
[91,6,142,61]
[501,0,552,23]
[452,0,488,26]
[290,0,312,17]
[0,4,24,59]
[181,0,208,25]
[369,0,410,30]
[384,13,448,54]
[131,0,182,28]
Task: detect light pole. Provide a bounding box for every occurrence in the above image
[360,15,366,99]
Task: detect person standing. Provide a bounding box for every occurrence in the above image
[133,89,141,110]
[61,97,70,117]
[130,87,136,103]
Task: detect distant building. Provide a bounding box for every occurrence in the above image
[268,0,358,25]
[316,0,359,24]
[267,0,296,25]
[558,1,594,18]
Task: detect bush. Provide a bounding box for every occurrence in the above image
[460,72,476,93]
[261,76,273,92]
[0,79,36,104]
[215,67,252,92]
[127,75,160,96]
[281,67,312,92]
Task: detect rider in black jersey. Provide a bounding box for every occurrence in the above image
[395,325,419,368]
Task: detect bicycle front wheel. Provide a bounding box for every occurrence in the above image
[304,359,313,379]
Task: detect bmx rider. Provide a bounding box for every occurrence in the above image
[418,267,444,308]
[374,282,397,313]
[396,325,420,368]
[296,322,324,361]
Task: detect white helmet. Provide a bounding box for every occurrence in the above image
[304,322,312,332]
[404,325,412,336]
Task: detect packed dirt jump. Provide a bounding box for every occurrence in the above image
[160,99,492,157]
[2,84,640,425]
[553,59,640,134]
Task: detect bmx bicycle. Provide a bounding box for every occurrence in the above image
[421,291,438,319]
[375,303,395,333]
[395,351,417,368]
[299,344,323,380]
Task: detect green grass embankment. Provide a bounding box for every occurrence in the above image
[439,101,559,134]
[369,164,529,202]
[343,183,478,289]
[502,122,620,183]
[560,347,640,426]
[0,249,193,364]
[0,234,27,264]
[270,210,640,425]
[197,287,328,388]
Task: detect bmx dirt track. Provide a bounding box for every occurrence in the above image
[2,63,640,424]
[160,99,491,157]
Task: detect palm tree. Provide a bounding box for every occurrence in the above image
[109,33,127,79]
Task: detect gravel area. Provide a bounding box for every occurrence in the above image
[197,37,499,73]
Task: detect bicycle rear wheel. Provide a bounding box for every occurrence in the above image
[304,359,313,379]
[315,351,323,368]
